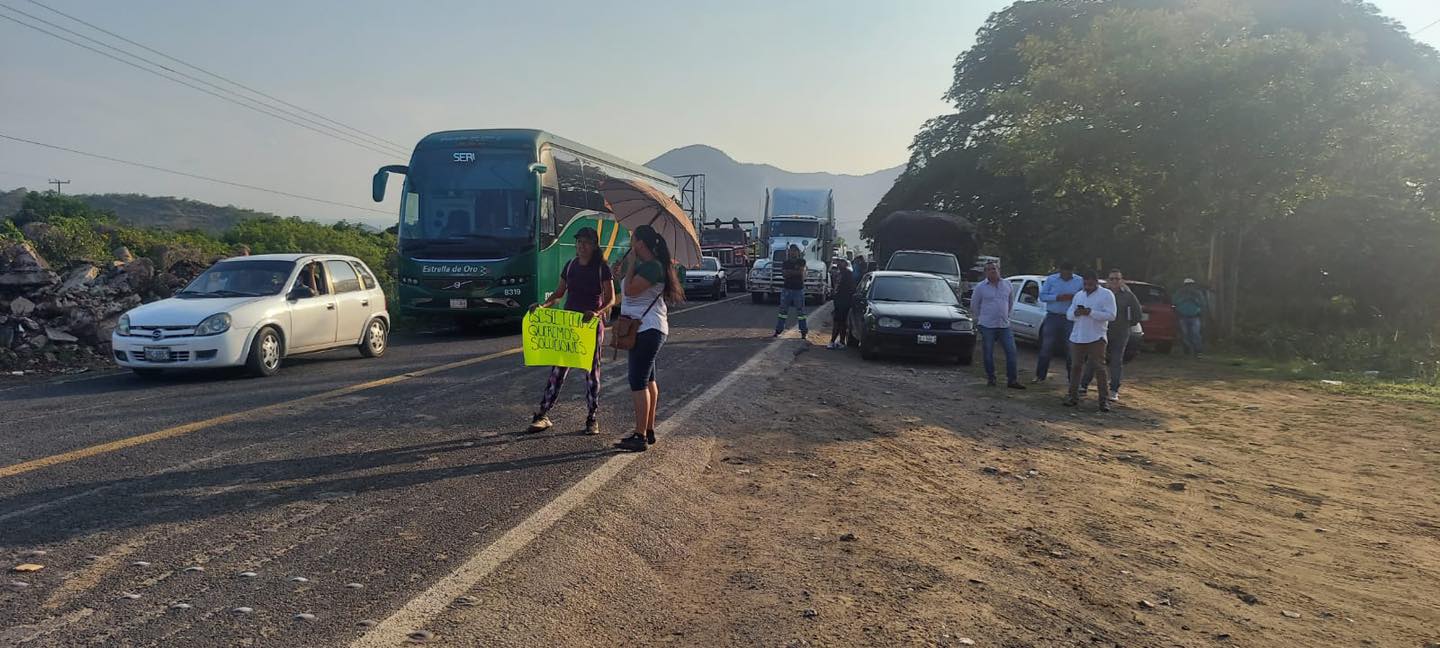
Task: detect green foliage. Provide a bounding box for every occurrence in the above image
[871,0,1440,352]
[223,217,397,298]
[32,216,111,264]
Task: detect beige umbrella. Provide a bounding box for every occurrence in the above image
[600,178,702,268]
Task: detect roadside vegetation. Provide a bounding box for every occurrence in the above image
[2,191,397,300]
[865,0,1440,385]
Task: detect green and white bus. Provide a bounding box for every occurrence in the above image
[372,129,680,324]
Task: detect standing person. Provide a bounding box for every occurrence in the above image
[616,225,684,452]
[1173,278,1208,356]
[1081,269,1142,402]
[851,254,867,284]
[828,258,856,350]
[1034,261,1083,384]
[774,244,809,339]
[526,227,614,435]
[970,261,1025,389]
[1064,271,1117,411]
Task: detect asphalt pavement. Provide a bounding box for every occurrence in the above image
[0,295,783,647]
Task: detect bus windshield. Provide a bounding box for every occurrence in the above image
[400,149,534,258]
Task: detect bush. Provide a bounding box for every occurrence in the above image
[1235,324,1440,377]
[223,217,397,299]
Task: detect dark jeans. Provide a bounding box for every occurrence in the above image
[978,325,1018,384]
[536,323,605,421]
[1081,329,1127,395]
[1035,312,1073,381]
[1180,316,1204,354]
[775,288,808,334]
[627,329,667,391]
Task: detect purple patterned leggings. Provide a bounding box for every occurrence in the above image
[535,323,605,422]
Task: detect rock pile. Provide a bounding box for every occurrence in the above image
[0,241,211,372]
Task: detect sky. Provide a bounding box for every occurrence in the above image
[2,0,1439,228]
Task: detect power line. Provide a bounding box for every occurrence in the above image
[1,132,393,215]
[0,6,408,159]
[1415,16,1440,36]
[25,0,411,154]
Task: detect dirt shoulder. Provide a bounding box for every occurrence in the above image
[419,336,1440,647]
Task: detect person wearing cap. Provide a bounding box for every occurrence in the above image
[526,226,614,435]
[775,243,809,338]
[1173,277,1209,356]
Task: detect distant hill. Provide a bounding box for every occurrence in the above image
[646,145,902,252]
[74,193,282,234]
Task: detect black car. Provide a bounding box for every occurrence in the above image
[847,271,976,364]
[683,256,729,300]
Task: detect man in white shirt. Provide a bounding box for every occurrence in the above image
[1064,270,1117,411]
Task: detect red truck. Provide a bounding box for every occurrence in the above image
[700,219,756,289]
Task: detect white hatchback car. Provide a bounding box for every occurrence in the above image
[112,254,390,378]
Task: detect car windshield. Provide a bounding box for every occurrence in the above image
[701,229,747,245]
[399,149,534,258]
[700,258,721,271]
[887,252,960,277]
[178,260,295,297]
[870,275,959,305]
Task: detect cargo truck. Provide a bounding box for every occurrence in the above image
[747,188,835,304]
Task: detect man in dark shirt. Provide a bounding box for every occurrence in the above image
[774,244,809,338]
[1081,268,1143,402]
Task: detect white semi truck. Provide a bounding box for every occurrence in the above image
[747,188,836,304]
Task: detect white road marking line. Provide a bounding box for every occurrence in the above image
[349,329,794,647]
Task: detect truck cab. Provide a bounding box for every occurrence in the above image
[747,215,831,303]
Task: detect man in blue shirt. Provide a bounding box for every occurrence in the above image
[851,254,867,284]
[1034,261,1083,384]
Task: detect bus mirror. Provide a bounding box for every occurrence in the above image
[528,163,549,175]
[372,165,408,202]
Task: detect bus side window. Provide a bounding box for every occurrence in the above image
[539,190,557,245]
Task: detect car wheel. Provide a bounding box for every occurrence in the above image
[245,326,283,377]
[860,334,879,361]
[131,368,163,379]
[359,318,388,358]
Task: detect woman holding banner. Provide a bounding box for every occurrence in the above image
[615,225,684,452]
[526,226,613,435]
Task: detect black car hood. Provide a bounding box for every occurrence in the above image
[865,301,970,320]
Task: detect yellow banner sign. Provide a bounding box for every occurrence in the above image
[523,307,599,371]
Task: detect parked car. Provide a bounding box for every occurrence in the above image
[1004,274,1141,362]
[684,256,729,300]
[884,250,963,296]
[112,254,390,378]
[1126,281,1178,354]
[847,271,976,364]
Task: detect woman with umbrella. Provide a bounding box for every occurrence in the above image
[616,224,685,452]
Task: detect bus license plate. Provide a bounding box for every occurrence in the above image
[916,334,938,345]
[143,347,171,362]
[449,299,467,309]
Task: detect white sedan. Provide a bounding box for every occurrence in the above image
[112,253,390,378]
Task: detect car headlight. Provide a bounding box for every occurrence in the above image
[951,320,974,332]
[194,313,232,336]
[878,317,901,329]
[117,314,131,336]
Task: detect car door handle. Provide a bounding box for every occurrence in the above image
[361,299,369,307]
[327,304,335,310]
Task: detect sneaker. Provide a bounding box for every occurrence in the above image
[986,379,997,387]
[827,342,839,350]
[1108,394,1120,403]
[1031,377,1048,384]
[615,434,648,452]
[1061,398,1078,407]
[773,331,782,338]
[1007,382,1027,390]
[1098,403,1111,413]
[527,415,553,433]
[584,419,601,435]
[645,428,657,445]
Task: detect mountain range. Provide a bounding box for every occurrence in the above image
[646,145,902,249]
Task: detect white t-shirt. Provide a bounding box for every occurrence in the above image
[621,260,669,335]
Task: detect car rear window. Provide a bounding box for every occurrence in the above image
[1133,284,1170,304]
[887,252,960,277]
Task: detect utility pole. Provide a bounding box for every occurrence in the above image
[47,178,70,194]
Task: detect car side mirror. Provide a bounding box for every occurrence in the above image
[289,285,316,300]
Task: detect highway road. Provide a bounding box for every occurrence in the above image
[0,296,786,646]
